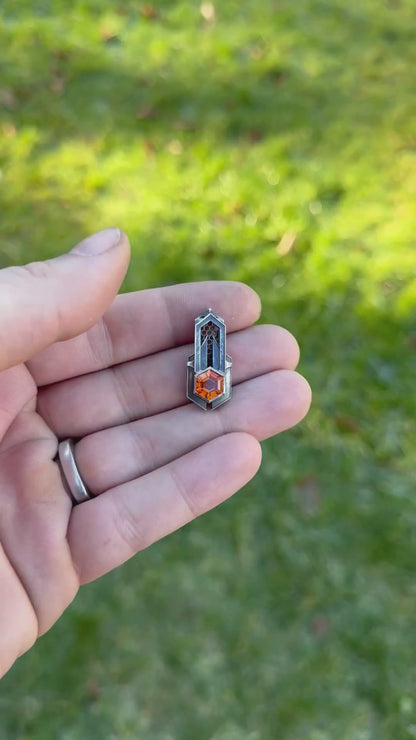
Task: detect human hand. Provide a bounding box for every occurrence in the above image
[0,228,311,678]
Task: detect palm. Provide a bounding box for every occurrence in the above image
[0,281,310,674]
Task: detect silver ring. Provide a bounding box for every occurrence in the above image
[57,439,92,505]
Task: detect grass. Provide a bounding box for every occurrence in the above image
[1,1,416,737]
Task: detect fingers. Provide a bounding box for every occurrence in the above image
[76,370,311,495]
[0,365,36,443]
[68,433,262,584]
[0,414,78,636]
[37,324,300,437]
[0,545,38,679]
[0,229,130,372]
[28,281,261,386]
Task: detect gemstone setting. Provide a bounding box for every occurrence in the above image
[195,368,224,401]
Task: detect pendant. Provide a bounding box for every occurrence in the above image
[187,308,232,410]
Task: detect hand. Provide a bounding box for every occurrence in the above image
[0,228,311,678]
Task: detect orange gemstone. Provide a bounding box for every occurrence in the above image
[195,369,224,401]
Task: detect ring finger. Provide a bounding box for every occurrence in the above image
[38,324,300,438]
[75,369,311,495]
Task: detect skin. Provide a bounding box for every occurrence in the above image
[0,228,311,678]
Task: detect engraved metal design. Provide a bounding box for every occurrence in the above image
[187,308,232,410]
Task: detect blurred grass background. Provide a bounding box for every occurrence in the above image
[1,1,416,738]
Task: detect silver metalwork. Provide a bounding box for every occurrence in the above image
[57,439,92,505]
[187,308,232,410]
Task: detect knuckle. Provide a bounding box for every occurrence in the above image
[20,259,54,281]
[170,466,200,519]
[86,316,114,369]
[130,428,158,476]
[113,499,149,554]
[111,367,136,423]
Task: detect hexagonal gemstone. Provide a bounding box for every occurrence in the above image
[195,369,224,401]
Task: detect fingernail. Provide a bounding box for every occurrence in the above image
[71,227,121,256]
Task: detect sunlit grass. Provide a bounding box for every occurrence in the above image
[0,2,416,738]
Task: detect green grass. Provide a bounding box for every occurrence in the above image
[1,1,416,737]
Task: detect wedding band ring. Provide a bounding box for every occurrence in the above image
[57,439,92,505]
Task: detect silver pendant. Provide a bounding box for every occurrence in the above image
[187,308,232,410]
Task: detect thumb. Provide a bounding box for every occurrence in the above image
[0,227,130,371]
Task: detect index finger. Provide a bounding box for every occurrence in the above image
[28,281,261,387]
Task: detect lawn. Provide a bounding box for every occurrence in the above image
[1,1,416,738]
